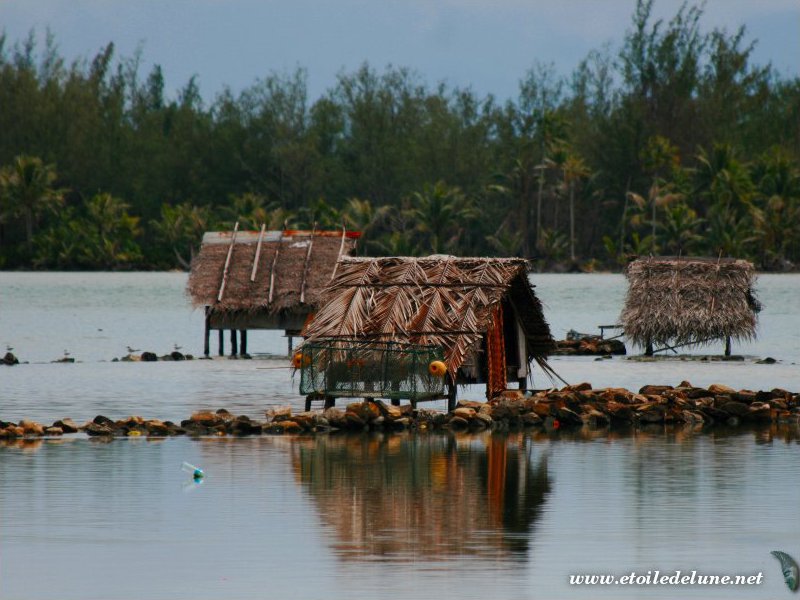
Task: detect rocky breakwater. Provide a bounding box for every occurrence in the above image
[1,382,798,441]
[553,336,626,356]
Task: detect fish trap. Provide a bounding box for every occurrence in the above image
[297,339,446,402]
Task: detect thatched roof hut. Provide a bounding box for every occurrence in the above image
[302,256,555,397]
[187,229,359,354]
[620,256,761,352]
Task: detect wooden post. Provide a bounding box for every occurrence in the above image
[287,335,293,357]
[218,330,224,356]
[230,330,238,356]
[447,375,457,413]
[725,336,732,357]
[240,330,248,356]
[204,308,211,357]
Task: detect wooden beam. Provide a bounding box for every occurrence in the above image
[250,223,266,282]
[299,225,316,304]
[217,221,239,302]
[267,230,283,305]
[329,223,348,282]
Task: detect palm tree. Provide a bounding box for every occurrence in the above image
[151,202,215,269]
[83,193,143,268]
[0,155,63,247]
[562,153,589,262]
[658,202,705,255]
[409,181,477,254]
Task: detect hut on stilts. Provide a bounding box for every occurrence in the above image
[187,227,360,357]
[620,256,761,356]
[297,256,555,410]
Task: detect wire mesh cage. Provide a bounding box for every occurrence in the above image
[298,339,446,400]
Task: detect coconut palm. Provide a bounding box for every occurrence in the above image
[0,155,63,246]
[626,183,684,254]
[560,152,590,262]
[83,193,143,268]
[151,202,216,269]
[658,202,705,255]
[409,181,477,254]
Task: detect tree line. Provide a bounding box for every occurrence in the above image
[1,0,799,271]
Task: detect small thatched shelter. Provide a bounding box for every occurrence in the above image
[187,229,359,356]
[620,256,761,355]
[301,255,555,403]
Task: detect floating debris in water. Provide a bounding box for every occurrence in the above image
[182,461,204,480]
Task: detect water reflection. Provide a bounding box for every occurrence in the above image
[292,432,551,562]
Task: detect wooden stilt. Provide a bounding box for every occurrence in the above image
[725,336,732,357]
[204,308,210,357]
[218,330,224,356]
[240,330,248,356]
[230,330,238,356]
[447,376,457,412]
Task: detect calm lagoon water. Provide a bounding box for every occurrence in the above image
[1,272,799,600]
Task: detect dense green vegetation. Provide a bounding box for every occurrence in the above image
[1,1,798,271]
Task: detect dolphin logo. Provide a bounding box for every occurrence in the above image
[771,551,799,592]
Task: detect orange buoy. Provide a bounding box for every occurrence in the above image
[428,360,447,377]
[292,352,310,369]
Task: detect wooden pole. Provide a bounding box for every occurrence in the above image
[250,224,266,282]
[725,336,732,357]
[240,330,248,356]
[218,330,224,356]
[299,225,316,304]
[287,335,293,357]
[217,221,239,302]
[230,329,238,356]
[204,308,211,357]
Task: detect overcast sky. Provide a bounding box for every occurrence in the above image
[1,0,798,102]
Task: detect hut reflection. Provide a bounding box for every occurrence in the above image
[292,432,551,562]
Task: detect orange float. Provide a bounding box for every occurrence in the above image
[428,360,447,377]
[292,352,311,369]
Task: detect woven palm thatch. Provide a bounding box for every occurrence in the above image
[302,256,554,375]
[187,230,359,314]
[620,257,761,348]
